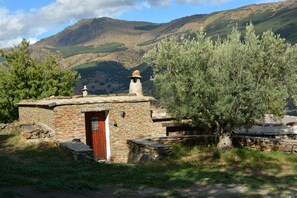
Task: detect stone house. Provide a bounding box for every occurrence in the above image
[18,71,166,163]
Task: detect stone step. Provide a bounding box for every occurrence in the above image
[59,141,94,161]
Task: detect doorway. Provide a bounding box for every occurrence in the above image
[85,111,107,161]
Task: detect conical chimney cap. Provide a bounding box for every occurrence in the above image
[130,70,142,78]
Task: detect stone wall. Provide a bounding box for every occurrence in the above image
[127,135,218,163]
[54,104,87,142]
[232,135,297,152]
[19,101,166,163]
[19,106,55,130]
[108,101,165,162]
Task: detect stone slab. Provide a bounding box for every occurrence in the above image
[60,141,93,152]
[127,138,169,148]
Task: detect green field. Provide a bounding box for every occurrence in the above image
[53,42,128,58]
[134,24,161,31]
[0,127,297,197]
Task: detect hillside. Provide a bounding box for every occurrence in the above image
[31,0,297,95]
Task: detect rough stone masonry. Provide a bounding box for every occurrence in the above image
[18,70,166,163]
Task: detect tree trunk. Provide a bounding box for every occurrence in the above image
[217,133,232,150]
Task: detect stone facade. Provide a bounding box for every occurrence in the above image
[19,106,55,130]
[18,96,166,163]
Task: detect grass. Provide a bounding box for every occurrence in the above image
[52,42,128,58]
[0,128,297,196]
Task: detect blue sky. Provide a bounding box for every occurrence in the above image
[0,0,285,48]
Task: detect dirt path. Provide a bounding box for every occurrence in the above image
[0,184,284,198]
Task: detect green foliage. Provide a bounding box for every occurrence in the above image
[73,61,154,95]
[0,39,80,122]
[145,24,297,135]
[54,42,127,58]
[137,38,159,46]
[134,24,161,31]
[171,144,193,158]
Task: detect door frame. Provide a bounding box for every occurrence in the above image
[104,111,111,161]
[85,111,110,161]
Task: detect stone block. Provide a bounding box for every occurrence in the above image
[22,131,32,139]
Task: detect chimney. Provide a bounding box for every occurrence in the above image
[82,85,88,97]
[129,70,143,96]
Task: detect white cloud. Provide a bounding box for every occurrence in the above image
[27,37,39,45]
[177,0,231,5]
[0,37,22,49]
[0,0,238,48]
[144,0,171,7]
[0,0,138,48]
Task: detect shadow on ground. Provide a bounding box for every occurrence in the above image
[0,130,296,197]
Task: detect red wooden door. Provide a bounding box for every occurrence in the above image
[85,112,107,161]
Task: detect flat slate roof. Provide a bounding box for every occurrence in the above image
[18,94,155,107]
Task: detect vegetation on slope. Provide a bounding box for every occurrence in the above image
[29,1,297,96]
[137,38,159,46]
[72,61,153,95]
[53,42,128,58]
[134,24,161,31]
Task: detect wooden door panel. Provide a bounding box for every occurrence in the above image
[85,112,107,160]
[98,112,107,160]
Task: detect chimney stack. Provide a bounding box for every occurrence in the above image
[82,85,88,97]
[129,70,143,96]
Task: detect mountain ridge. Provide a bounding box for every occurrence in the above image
[30,0,297,95]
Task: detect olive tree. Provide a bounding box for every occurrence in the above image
[0,39,80,123]
[145,25,297,148]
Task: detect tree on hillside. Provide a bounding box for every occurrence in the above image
[0,39,80,123]
[145,25,297,148]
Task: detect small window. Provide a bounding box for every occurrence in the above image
[91,116,99,131]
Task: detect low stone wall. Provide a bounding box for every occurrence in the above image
[20,123,55,140]
[127,139,171,163]
[232,135,297,152]
[234,131,297,140]
[128,134,297,164]
[151,135,218,146]
[127,135,217,163]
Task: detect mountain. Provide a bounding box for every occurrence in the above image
[31,0,297,95]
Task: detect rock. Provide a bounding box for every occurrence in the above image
[139,153,155,164]
[37,141,50,150]
[0,123,8,130]
[217,134,232,150]
[31,135,39,139]
[20,123,54,139]
[22,131,32,139]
